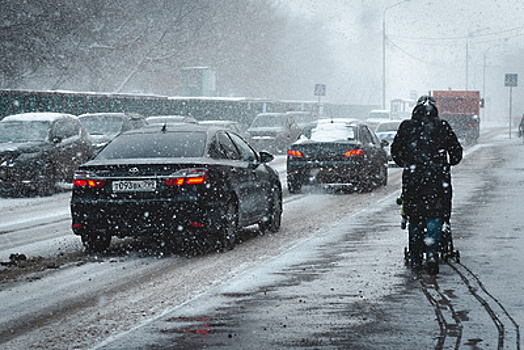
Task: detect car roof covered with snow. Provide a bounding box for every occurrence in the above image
[2,112,77,122]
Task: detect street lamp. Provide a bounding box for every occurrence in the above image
[482,45,497,121]
[382,0,411,109]
[482,39,509,122]
[465,27,490,90]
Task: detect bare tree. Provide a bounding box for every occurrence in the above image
[0,0,339,101]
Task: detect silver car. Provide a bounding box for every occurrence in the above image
[247,112,301,154]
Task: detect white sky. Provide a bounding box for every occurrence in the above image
[282,0,524,120]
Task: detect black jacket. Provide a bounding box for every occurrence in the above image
[391,106,462,219]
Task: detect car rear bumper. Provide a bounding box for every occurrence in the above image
[287,162,366,185]
[70,198,227,238]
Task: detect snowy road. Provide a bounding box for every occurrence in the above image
[0,124,521,349]
[94,125,523,350]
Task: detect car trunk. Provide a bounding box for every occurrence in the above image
[291,141,364,161]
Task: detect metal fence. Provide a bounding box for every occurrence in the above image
[0,89,378,127]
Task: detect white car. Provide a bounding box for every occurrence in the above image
[374,120,403,161]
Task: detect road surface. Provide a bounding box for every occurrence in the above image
[0,124,521,349]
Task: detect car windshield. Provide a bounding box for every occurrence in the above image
[79,116,124,136]
[0,121,50,142]
[376,122,400,133]
[309,123,356,141]
[251,115,286,128]
[96,131,207,159]
[292,114,313,125]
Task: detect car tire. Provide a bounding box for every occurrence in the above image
[288,179,302,194]
[32,165,56,197]
[81,232,111,253]
[368,164,387,190]
[35,176,56,197]
[216,200,238,252]
[259,186,282,234]
[379,164,388,187]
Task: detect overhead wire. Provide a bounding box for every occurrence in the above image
[389,24,524,42]
[384,24,524,65]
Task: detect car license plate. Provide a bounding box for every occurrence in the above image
[112,180,157,192]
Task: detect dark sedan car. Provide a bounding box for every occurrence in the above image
[78,113,148,153]
[71,123,282,254]
[247,112,301,154]
[287,118,388,193]
[0,113,94,196]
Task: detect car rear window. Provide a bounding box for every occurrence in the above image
[96,131,207,159]
[309,123,356,142]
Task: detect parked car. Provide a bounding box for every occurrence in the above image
[374,120,403,161]
[285,111,317,137]
[247,112,301,154]
[78,113,147,153]
[70,123,282,253]
[146,115,198,125]
[0,113,94,196]
[287,118,388,193]
[199,120,251,141]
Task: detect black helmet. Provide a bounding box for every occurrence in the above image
[416,95,437,106]
[413,95,438,118]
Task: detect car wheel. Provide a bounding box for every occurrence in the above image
[288,179,302,194]
[216,200,238,252]
[81,232,111,253]
[34,176,56,197]
[32,166,56,197]
[379,164,388,187]
[180,233,210,256]
[259,186,282,234]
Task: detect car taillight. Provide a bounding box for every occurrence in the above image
[73,171,106,188]
[469,123,477,127]
[288,149,303,158]
[345,149,365,157]
[164,168,208,186]
[73,179,107,187]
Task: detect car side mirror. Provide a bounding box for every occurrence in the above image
[259,151,274,164]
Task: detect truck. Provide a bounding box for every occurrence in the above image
[431,90,482,144]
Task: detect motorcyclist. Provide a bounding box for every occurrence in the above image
[391,95,463,274]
